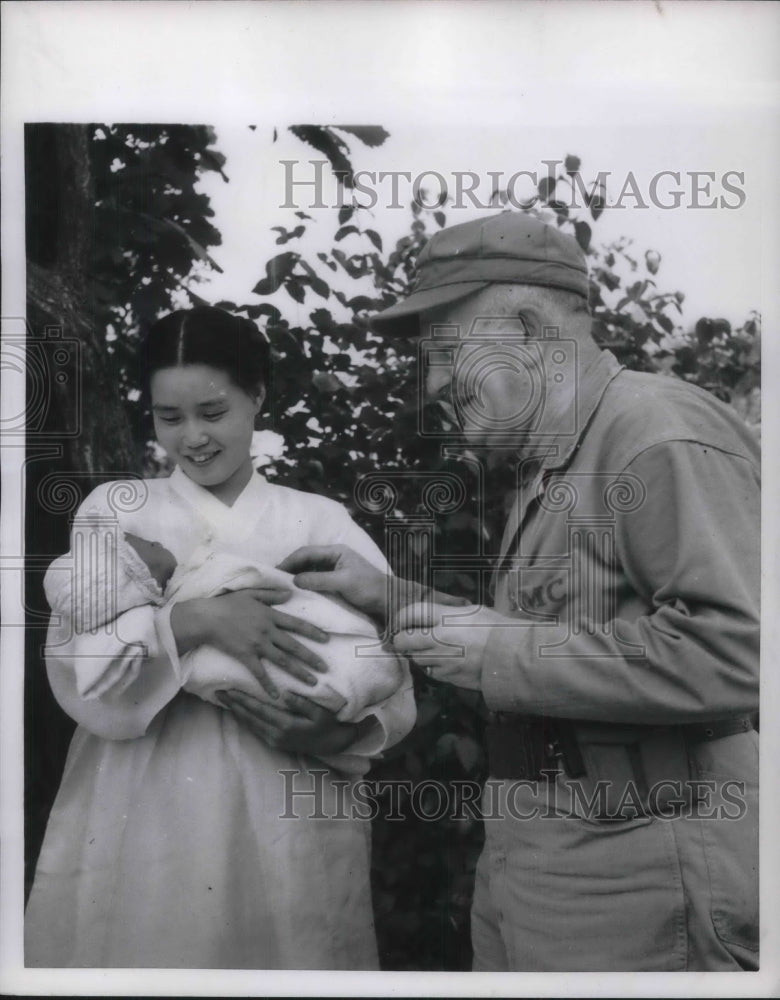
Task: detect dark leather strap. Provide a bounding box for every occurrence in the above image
[485,713,756,782]
[682,715,755,743]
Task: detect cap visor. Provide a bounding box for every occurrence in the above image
[370,281,489,338]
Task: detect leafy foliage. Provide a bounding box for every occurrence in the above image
[91,124,230,467]
[288,125,390,188]
[86,124,226,323]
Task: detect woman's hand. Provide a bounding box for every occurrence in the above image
[170,588,329,699]
[216,690,361,756]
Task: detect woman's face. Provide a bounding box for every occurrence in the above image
[150,364,263,505]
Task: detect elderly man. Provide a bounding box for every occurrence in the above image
[279,212,760,972]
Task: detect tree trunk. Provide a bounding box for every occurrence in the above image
[27,124,135,476]
[24,124,136,895]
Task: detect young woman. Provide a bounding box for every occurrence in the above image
[25,306,415,969]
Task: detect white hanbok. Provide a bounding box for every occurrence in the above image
[25,467,415,969]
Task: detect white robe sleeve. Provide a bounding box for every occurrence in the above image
[42,484,184,741]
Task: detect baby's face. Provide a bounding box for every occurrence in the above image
[125,533,177,588]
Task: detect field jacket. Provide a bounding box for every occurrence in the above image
[483,345,760,726]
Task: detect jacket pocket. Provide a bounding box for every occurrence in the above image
[697,769,759,962]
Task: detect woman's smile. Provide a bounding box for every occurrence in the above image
[186,449,221,467]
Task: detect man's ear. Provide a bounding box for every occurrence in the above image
[514,307,544,338]
[253,385,266,414]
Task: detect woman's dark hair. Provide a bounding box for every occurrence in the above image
[138,307,272,402]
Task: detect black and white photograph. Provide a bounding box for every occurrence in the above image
[2,2,779,996]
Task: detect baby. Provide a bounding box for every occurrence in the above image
[44,514,405,725]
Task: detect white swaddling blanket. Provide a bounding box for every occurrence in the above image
[167,548,404,722]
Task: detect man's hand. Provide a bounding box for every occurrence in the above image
[278,544,470,624]
[392,602,508,691]
[277,545,390,619]
[170,589,329,700]
[215,689,359,756]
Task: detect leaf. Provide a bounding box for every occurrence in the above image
[312,371,345,394]
[596,268,621,292]
[674,345,697,373]
[317,251,338,272]
[573,220,592,252]
[433,732,482,774]
[200,148,229,182]
[538,175,557,200]
[548,200,569,218]
[240,303,282,324]
[289,125,353,186]
[644,249,661,275]
[252,251,299,295]
[332,248,350,271]
[365,229,383,251]
[296,260,330,298]
[589,187,607,220]
[712,318,732,337]
[338,204,354,225]
[334,125,390,147]
[285,278,306,304]
[307,274,331,299]
[138,212,224,273]
[565,154,581,174]
[272,224,305,245]
[335,225,361,241]
[453,735,483,774]
[347,295,380,312]
[310,307,335,331]
[183,287,210,307]
[695,318,716,344]
[433,211,446,228]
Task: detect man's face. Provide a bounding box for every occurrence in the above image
[420,290,551,449]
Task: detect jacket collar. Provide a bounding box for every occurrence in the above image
[492,346,624,576]
[517,344,623,471]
